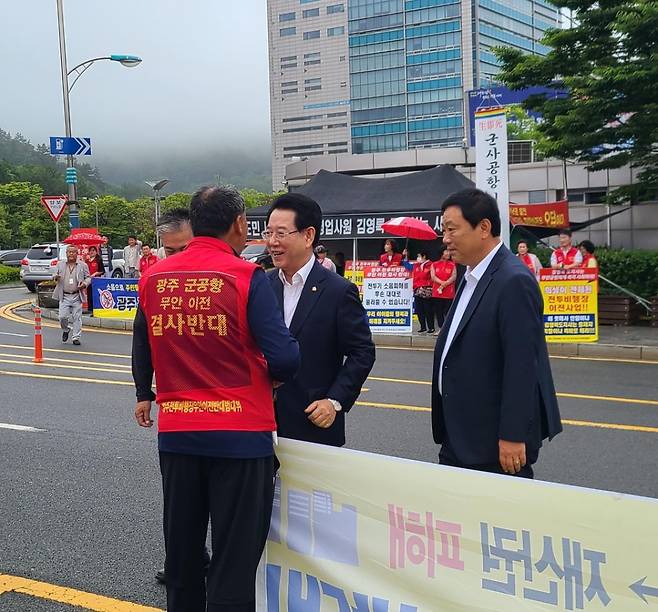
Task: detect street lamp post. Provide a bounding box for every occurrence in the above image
[146,179,170,250]
[55,0,141,229]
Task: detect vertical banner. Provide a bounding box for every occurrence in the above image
[362,266,413,334]
[475,106,510,247]
[540,268,599,342]
[263,439,658,611]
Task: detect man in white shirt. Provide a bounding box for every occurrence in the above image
[265,193,375,446]
[431,189,562,478]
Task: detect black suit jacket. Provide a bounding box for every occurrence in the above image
[269,261,376,446]
[431,245,562,465]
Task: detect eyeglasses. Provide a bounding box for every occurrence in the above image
[261,229,301,241]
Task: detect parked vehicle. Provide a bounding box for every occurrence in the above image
[240,240,272,269]
[0,249,29,268]
[111,249,126,277]
[20,244,68,292]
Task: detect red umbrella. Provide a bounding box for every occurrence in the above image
[64,228,104,246]
[382,216,438,241]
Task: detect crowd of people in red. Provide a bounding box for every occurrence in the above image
[380,239,457,335]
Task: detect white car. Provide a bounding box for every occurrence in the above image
[20,243,68,292]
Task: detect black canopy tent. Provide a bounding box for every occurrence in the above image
[246,165,475,267]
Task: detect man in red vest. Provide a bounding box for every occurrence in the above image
[132,185,299,612]
[550,229,583,269]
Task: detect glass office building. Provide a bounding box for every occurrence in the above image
[267,0,559,187]
[348,0,558,154]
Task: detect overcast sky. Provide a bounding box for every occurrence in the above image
[0,0,271,162]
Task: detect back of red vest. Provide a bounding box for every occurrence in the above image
[139,237,275,433]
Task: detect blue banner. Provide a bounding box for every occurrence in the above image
[91,278,138,319]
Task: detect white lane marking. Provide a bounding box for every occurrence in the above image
[0,332,29,337]
[0,422,46,432]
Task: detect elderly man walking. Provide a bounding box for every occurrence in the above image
[53,245,90,346]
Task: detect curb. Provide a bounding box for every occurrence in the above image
[37,307,658,362]
[0,282,25,289]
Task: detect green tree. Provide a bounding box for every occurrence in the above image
[496,0,658,202]
[240,189,285,209]
[79,195,134,246]
[0,182,47,246]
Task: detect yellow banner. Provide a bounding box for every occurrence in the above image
[263,439,658,611]
[540,268,599,343]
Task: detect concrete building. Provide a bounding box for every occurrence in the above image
[267,0,559,189]
[284,149,658,249]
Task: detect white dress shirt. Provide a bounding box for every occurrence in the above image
[439,241,503,394]
[278,254,343,412]
[279,254,316,328]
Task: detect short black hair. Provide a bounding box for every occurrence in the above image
[157,207,190,236]
[440,188,501,237]
[190,186,245,238]
[266,193,322,247]
[559,228,573,237]
[142,244,151,249]
[418,251,429,259]
[128,235,137,240]
[579,239,595,254]
[517,239,528,247]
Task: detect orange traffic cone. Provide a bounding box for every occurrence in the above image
[33,305,44,363]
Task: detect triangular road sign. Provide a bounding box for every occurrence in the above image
[40,195,68,223]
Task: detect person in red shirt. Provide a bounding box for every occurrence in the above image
[139,244,159,275]
[516,240,541,280]
[579,240,599,268]
[430,247,457,333]
[412,251,434,333]
[379,239,403,267]
[550,229,582,269]
[84,245,105,316]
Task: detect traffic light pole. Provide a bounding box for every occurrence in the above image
[56,0,79,228]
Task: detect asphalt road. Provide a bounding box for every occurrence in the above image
[0,284,656,610]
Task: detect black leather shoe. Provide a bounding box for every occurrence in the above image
[155,568,166,584]
[72,339,81,345]
[62,330,69,342]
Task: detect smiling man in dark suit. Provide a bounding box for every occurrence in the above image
[432,188,562,478]
[265,193,375,446]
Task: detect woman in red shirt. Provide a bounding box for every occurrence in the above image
[516,240,541,280]
[379,239,403,267]
[579,240,599,268]
[85,246,105,316]
[430,247,457,333]
[412,251,434,334]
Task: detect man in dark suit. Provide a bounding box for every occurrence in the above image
[265,193,376,446]
[432,189,562,478]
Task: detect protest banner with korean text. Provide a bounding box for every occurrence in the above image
[91,278,139,319]
[362,266,413,334]
[262,439,658,611]
[345,260,379,293]
[510,200,570,228]
[540,268,598,342]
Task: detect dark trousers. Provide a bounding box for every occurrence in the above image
[160,452,276,612]
[431,298,453,329]
[439,443,536,479]
[414,295,433,331]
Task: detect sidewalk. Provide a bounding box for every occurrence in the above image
[37,306,658,362]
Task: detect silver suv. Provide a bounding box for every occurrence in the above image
[20,243,68,292]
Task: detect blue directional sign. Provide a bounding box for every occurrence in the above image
[49,137,92,156]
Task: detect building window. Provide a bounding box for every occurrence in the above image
[281,62,298,69]
[281,88,299,94]
[280,55,297,62]
[303,7,320,17]
[303,30,321,40]
[283,143,324,151]
[282,114,323,123]
[300,0,318,3]
[281,81,298,87]
[327,3,344,13]
[528,190,547,203]
[279,12,296,21]
[304,77,322,91]
[280,27,296,37]
[303,51,321,66]
[327,26,345,37]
